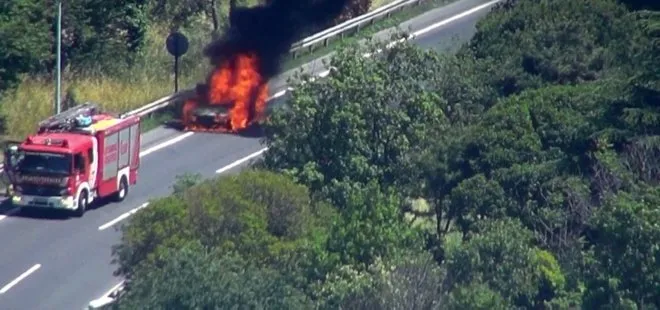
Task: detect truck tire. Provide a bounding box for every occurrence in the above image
[114,176,128,202]
[73,190,88,217]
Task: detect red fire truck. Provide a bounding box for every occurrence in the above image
[3,103,141,217]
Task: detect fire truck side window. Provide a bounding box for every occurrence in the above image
[74,153,85,173]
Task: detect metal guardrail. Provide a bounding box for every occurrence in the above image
[121,89,196,118]
[290,0,422,55]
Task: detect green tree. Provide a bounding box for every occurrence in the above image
[443,218,568,308]
[584,189,660,309]
[447,281,509,310]
[0,0,150,95]
[60,0,149,72]
[116,242,311,309]
[110,0,660,307]
[147,0,230,33]
[326,181,423,268]
[0,0,51,91]
[465,0,638,96]
[112,169,335,281]
[317,249,446,309]
[262,40,446,202]
[171,172,203,196]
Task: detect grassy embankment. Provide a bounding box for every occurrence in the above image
[0,0,453,139]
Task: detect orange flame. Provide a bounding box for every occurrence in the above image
[182,52,269,132]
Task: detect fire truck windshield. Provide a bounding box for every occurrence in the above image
[16,151,72,175]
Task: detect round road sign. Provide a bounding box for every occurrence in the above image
[166,32,189,57]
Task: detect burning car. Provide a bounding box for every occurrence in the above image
[181,53,268,133]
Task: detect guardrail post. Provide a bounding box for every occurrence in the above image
[323,38,328,47]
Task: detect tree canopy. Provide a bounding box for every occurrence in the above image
[111,0,660,308]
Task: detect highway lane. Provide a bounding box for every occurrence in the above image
[0,1,498,309]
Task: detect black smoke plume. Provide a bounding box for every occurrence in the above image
[203,0,350,79]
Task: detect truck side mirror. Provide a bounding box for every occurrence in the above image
[4,142,20,170]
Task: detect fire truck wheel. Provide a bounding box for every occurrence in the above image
[114,177,128,202]
[73,190,88,217]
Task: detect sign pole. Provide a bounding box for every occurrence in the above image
[165,32,189,94]
[174,56,179,92]
[55,0,62,114]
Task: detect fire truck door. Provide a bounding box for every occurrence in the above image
[88,137,98,189]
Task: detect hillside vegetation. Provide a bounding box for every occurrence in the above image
[110,0,659,308]
[0,0,377,140]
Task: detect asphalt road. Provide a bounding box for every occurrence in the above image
[0,0,497,309]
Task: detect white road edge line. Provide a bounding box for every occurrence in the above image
[0,264,41,294]
[88,281,125,309]
[139,132,195,158]
[97,147,269,230]
[362,0,501,57]
[98,202,149,231]
[215,148,268,174]
[414,0,501,37]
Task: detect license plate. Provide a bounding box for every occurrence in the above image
[32,198,48,205]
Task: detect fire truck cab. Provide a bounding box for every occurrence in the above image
[3,103,141,217]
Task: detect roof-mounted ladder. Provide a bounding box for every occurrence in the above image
[37,102,101,134]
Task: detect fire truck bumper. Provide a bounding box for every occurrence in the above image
[11,195,76,210]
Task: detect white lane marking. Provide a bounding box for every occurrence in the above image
[412,0,501,38]
[215,148,268,174]
[139,132,195,158]
[88,281,125,309]
[272,89,288,98]
[97,147,269,230]
[98,202,149,231]
[362,0,501,57]
[0,264,41,294]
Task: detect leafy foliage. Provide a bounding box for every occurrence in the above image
[465,0,640,95]
[116,242,311,310]
[0,0,51,91]
[263,41,446,201]
[112,0,660,308]
[0,0,149,91]
[112,169,332,280]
